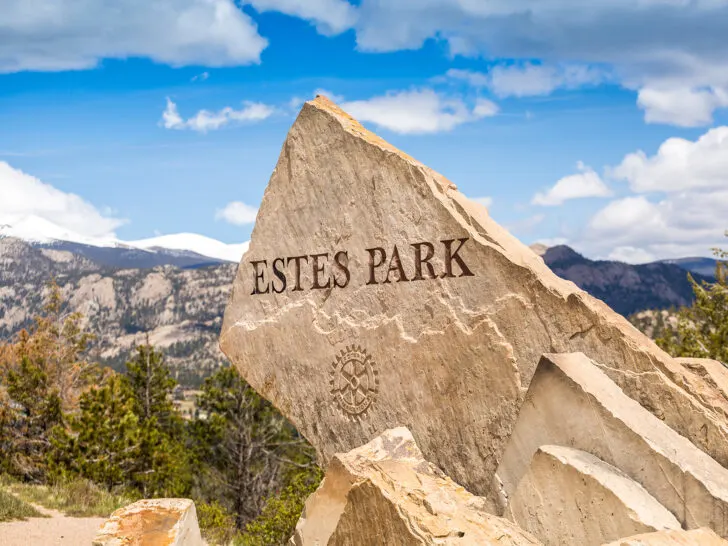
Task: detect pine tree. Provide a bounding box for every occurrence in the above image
[50,344,192,497]
[1,356,64,481]
[193,366,317,531]
[50,374,141,490]
[124,342,191,497]
[657,240,728,365]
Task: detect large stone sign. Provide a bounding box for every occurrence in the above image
[220,96,728,499]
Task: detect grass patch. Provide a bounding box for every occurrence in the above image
[7,477,136,518]
[0,489,46,522]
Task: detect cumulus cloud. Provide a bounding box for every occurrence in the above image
[162,98,275,132]
[570,126,728,260]
[0,0,267,73]
[346,1,728,125]
[469,196,493,209]
[610,126,728,192]
[532,162,612,206]
[215,201,259,225]
[245,0,357,35]
[0,161,124,238]
[637,86,728,127]
[341,89,498,134]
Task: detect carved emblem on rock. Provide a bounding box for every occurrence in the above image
[330,345,378,418]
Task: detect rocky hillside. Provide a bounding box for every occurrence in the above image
[0,236,236,386]
[541,245,710,316]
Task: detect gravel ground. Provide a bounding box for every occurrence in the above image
[0,501,105,546]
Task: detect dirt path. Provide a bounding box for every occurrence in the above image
[0,502,106,546]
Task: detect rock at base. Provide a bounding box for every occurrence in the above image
[290,427,541,546]
[602,528,728,545]
[93,498,203,546]
[496,352,728,536]
[506,445,680,545]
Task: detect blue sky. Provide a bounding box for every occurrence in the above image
[2,1,728,262]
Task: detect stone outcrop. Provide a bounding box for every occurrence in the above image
[290,427,541,545]
[506,445,680,545]
[496,352,728,536]
[602,528,728,545]
[220,95,728,500]
[93,498,203,546]
[676,358,728,421]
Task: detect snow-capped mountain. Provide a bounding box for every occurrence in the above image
[129,233,249,263]
[0,216,248,267]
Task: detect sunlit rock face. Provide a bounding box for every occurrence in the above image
[289,427,542,546]
[220,96,728,500]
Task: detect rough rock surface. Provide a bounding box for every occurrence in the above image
[496,352,728,536]
[676,358,728,421]
[220,95,728,498]
[506,445,680,545]
[290,427,541,546]
[602,528,728,545]
[93,498,203,546]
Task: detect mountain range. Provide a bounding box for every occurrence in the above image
[0,215,248,267]
[0,224,718,385]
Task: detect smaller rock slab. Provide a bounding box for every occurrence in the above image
[93,498,203,546]
[496,353,728,537]
[506,445,680,545]
[290,426,541,546]
[602,528,728,545]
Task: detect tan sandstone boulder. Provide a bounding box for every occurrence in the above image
[220,95,728,499]
[93,498,203,546]
[290,426,541,545]
[506,445,680,545]
[496,352,728,536]
[602,528,728,545]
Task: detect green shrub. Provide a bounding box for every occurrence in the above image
[197,500,241,545]
[237,468,323,546]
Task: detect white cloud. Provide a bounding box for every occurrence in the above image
[445,69,490,88]
[637,86,728,127]
[583,191,728,260]
[346,1,728,125]
[470,196,493,208]
[215,201,259,225]
[607,246,657,264]
[0,0,267,73]
[489,64,604,98]
[532,162,612,206]
[507,213,546,233]
[610,126,728,192]
[445,64,604,98]
[0,161,124,238]
[341,89,498,134]
[162,98,275,132]
[571,126,728,260]
[191,72,210,82]
[246,0,357,35]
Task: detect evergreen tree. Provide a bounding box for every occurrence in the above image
[50,374,141,490]
[657,240,728,365]
[124,342,191,497]
[193,366,318,531]
[51,343,192,497]
[1,356,63,481]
